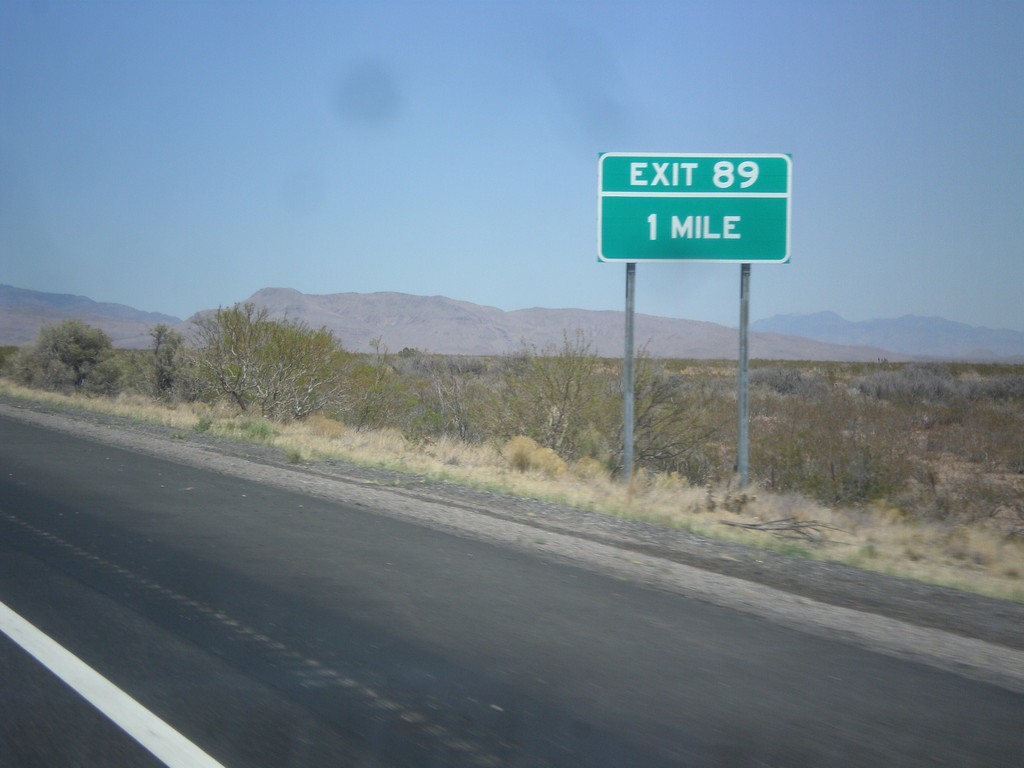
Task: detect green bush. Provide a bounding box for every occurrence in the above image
[488,331,610,461]
[0,346,19,369]
[192,304,348,420]
[150,324,186,398]
[8,320,117,394]
[241,419,276,441]
[341,338,414,432]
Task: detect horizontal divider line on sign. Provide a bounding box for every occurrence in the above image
[600,191,789,199]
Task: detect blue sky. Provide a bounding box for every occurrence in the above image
[2,0,1022,331]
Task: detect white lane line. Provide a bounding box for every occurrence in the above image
[0,600,227,768]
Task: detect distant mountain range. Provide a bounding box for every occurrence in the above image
[2,283,1022,362]
[0,284,181,349]
[752,311,1024,361]
[222,288,898,361]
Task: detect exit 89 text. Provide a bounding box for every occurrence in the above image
[629,160,760,189]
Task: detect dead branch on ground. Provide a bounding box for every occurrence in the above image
[720,517,846,544]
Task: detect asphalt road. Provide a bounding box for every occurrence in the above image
[1,412,1022,766]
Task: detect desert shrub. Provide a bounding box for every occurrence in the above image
[227,417,278,442]
[0,346,19,369]
[489,331,611,461]
[856,363,954,403]
[404,355,490,442]
[898,470,1023,526]
[991,375,1024,399]
[503,435,539,472]
[306,412,346,440]
[629,355,731,484]
[168,350,204,403]
[193,304,348,420]
[919,400,1024,473]
[103,350,149,393]
[342,338,416,431]
[854,365,1024,480]
[750,365,830,397]
[8,320,117,394]
[150,324,186,399]
[502,436,568,477]
[751,390,912,505]
[91,349,157,397]
[81,354,127,396]
[573,456,610,481]
[853,363,1018,404]
[529,445,568,477]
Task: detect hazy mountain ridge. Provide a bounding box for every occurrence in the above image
[0,284,181,347]
[0,284,180,323]
[2,283,1019,361]
[229,288,898,361]
[752,311,1024,361]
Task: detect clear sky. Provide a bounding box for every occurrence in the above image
[2,0,1022,331]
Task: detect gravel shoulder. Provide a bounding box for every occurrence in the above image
[3,396,1023,694]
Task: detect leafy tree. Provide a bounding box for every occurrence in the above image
[9,320,116,394]
[192,304,348,420]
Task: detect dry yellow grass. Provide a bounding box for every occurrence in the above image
[2,379,1021,602]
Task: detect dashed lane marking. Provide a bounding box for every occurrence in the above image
[1,510,505,767]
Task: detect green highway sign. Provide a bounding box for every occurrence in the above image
[598,153,791,263]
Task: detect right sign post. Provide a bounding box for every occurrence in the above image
[598,153,791,263]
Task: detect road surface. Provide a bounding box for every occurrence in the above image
[1,409,1022,766]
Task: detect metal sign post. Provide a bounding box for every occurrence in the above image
[738,264,751,488]
[623,263,636,484]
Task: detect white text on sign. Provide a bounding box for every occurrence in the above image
[629,160,760,189]
[647,214,742,241]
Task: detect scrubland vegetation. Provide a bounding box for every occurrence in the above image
[2,311,1022,600]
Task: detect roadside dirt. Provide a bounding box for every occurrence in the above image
[3,395,1023,693]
